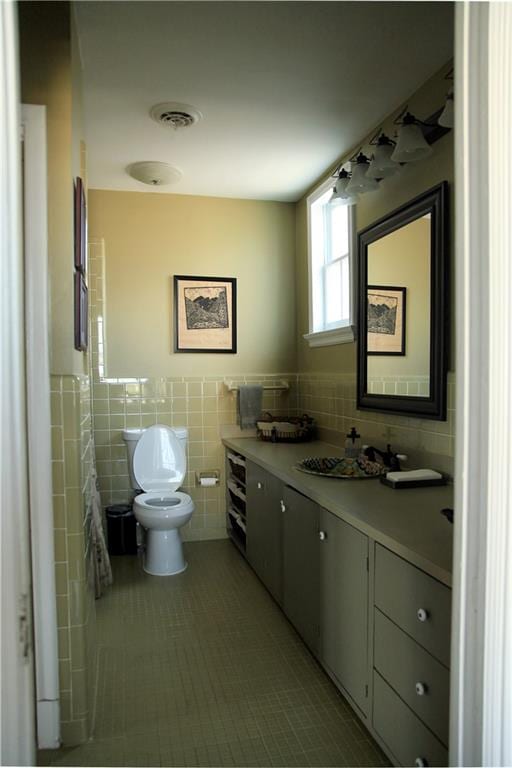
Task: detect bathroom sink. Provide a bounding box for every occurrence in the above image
[296,456,386,480]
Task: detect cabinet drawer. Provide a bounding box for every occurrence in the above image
[374,608,449,745]
[373,671,448,767]
[375,544,451,666]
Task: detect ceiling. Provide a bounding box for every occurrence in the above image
[74,1,454,202]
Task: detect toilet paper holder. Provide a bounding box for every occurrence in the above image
[195,470,220,487]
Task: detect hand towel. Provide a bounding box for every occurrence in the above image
[386,469,443,483]
[238,384,263,429]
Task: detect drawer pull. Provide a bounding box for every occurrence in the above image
[417,608,429,622]
[280,500,286,513]
[415,681,428,696]
[319,530,327,541]
[414,758,428,767]
[257,481,263,490]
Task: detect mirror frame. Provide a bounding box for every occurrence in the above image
[357,181,449,420]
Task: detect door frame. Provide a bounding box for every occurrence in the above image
[451,3,512,766]
[22,103,60,749]
[0,2,36,764]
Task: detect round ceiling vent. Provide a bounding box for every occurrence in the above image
[150,102,203,130]
[126,161,182,186]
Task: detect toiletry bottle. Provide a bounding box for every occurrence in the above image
[345,427,361,459]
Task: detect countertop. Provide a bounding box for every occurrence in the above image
[223,437,454,586]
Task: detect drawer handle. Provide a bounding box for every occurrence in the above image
[319,530,327,541]
[415,681,428,696]
[280,500,286,513]
[417,608,429,622]
[257,482,263,490]
[414,759,428,767]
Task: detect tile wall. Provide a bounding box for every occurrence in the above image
[50,374,96,745]
[88,238,297,541]
[297,372,455,474]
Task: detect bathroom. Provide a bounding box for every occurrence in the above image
[4,0,511,766]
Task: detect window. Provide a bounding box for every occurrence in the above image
[305,178,356,347]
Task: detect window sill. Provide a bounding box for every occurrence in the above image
[303,325,356,348]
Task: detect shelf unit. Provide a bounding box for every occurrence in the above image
[225,451,247,552]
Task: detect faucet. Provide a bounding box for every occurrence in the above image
[363,444,403,471]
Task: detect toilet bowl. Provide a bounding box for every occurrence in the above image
[123,425,194,576]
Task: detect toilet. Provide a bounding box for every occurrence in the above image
[122,425,194,576]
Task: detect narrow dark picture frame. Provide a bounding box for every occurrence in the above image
[74,272,88,351]
[367,285,407,356]
[74,176,87,274]
[173,275,237,354]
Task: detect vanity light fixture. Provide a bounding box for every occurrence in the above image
[346,151,379,195]
[438,90,454,128]
[391,110,433,163]
[367,132,400,179]
[329,167,359,206]
[438,68,454,129]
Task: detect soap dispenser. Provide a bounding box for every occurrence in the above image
[345,427,361,459]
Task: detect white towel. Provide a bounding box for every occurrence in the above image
[386,469,442,483]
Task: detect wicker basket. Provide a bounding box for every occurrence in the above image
[256,413,315,443]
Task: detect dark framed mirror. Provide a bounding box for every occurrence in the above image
[357,181,449,420]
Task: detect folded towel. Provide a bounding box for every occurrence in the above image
[238,384,263,429]
[386,469,443,483]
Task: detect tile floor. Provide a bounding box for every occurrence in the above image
[39,540,389,767]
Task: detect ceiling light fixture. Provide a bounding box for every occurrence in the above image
[127,161,182,186]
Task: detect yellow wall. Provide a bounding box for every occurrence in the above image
[296,64,454,374]
[88,190,296,378]
[18,0,86,376]
[367,215,431,378]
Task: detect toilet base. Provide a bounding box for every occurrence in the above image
[143,528,187,576]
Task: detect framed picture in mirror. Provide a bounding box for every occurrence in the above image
[367,285,406,355]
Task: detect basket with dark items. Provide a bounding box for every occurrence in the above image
[256,413,316,443]
[296,455,387,479]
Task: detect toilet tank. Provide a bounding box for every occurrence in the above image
[122,426,188,491]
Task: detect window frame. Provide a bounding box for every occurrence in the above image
[304,176,357,347]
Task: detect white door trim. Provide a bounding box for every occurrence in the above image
[451,3,512,766]
[482,4,512,765]
[0,2,36,764]
[22,103,60,749]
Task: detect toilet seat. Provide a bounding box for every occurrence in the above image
[133,424,186,492]
[134,491,194,514]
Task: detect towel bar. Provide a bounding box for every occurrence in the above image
[225,380,289,393]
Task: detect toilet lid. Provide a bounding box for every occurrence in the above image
[133,425,186,492]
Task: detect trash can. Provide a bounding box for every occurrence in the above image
[106,504,137,555]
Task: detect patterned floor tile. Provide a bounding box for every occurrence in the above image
[39,540,389,767]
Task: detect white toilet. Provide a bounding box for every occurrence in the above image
[122,425,194,576]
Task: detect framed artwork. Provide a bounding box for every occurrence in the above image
[74,272,88,351]
[367,285,406,355]
[174,275,237,353]
[74,177,87,274]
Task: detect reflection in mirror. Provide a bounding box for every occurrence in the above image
[367,214,431,397]
[357,182,449,420]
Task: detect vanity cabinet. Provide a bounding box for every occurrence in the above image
[282,486,320,655]
[224,440,453,767]
[372,544,451,766]
[245,461,283,605]
[320,508,369,716]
